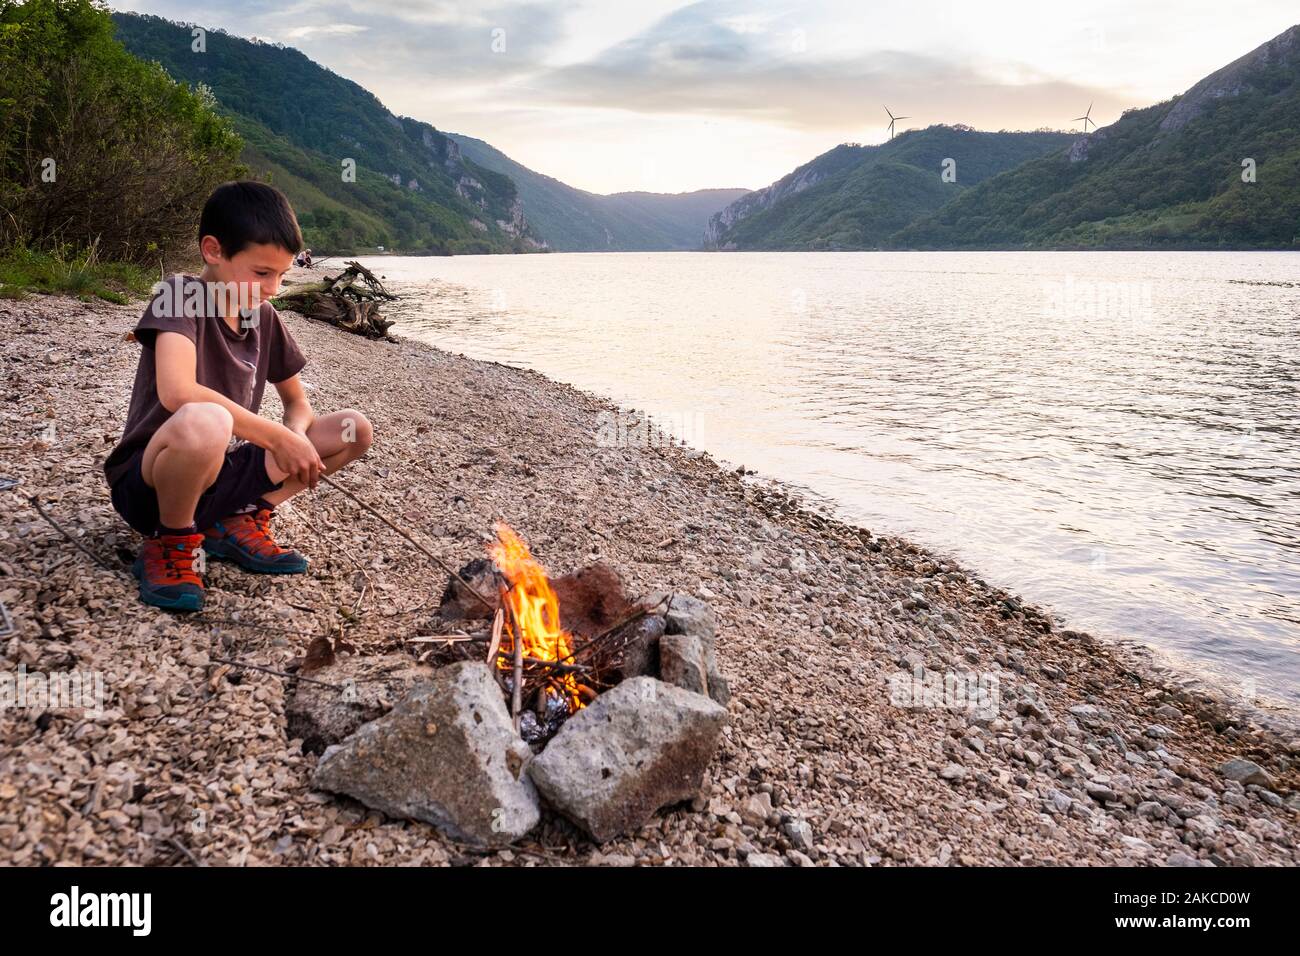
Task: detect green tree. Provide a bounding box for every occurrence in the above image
[0,0,244,262]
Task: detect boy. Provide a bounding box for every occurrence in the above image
[103,181,373,612]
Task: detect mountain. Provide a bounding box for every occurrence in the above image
[449,133,747,251]
[703,143,874,247]
[898,25,1300,249]
[705,128,1073,250]
[112,12,745,255]
[112,12,542,255]
[598,189,753,250]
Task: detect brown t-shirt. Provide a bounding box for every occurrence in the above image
[103,273,307,486]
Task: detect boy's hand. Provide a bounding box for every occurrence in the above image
[271,425,324,488]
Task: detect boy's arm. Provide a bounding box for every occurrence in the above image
[154,331,323,486]
[273,373,315,436]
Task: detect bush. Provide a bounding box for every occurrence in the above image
[0,0,245,263]
[0,241,155,302]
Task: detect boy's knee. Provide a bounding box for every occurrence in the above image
[337,409,373,455]
[170,402,233,455]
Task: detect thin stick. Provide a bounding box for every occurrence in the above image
[168,837,205,867]
[512,635,523,732]
[319,474,495,612]
[485,609,503,666]
[568,595,670,662]
[193,616,321,638]
[500,584,523,730]
[413,631,492,644]
[208,656,342,689]
[496,653,590,674]
[29,495,118,571]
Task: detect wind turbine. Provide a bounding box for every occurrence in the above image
[1073,102,1097,133]
[884,106,909,140]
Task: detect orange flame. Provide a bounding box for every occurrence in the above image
[487,523,586,712]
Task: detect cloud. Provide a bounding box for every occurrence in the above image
[119,0,1292,191]
[118,0,576,79]
[283,23,369,39]
[527,2,1128,133]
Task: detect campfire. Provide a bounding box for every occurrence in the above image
[300,516,733,846]
[437,521,664,746]
[489,523,592,739]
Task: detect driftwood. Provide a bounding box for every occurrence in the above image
[273,260,398,339]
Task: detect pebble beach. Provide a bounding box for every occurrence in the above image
[0,283,1297,867]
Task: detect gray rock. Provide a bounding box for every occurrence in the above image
[939,763,966,783]
[607,614,664,683]
[286,654,432,755]
[438,557,500,621]
[1069,704,1108,726]
[1218,757,1273,789]
[1120,835,1153,855]
[661,593,717,641]
[1047,790,1073,813]
[782,817,814,851]
[1248,787,1282,808]
[528,677,727,843]
[740,791,774,826]
[659,632,730,705]
[1017,697,1052,721]
[311,661,539,847]
[651,592,730,704]
[746,852,784,867]
[1223,791,1251,809]
[588,852,636,867]
[659,632,707,693]
[1085,781,1118,802]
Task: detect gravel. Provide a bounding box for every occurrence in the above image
[0,288,1297,866]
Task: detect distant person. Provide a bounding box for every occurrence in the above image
[103,182,373,611]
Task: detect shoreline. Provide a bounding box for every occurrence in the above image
[374,262,1300,719]
[0,287,1296,866]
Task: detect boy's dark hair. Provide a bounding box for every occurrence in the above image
[198,181,303,257]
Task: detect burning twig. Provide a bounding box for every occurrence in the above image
[533,677,551,717]
[512,633,523,733]
[319,475,495,613]
[499,584,524,731]
[496,653,590,674]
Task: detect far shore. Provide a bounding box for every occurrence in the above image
[0,282,1295,867]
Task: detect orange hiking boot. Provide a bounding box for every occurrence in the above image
[203,508,308,574]
[132,532,206,612]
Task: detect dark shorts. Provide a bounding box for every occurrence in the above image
[109,440,283,536]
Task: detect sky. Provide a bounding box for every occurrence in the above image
[115,1,1299,194]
